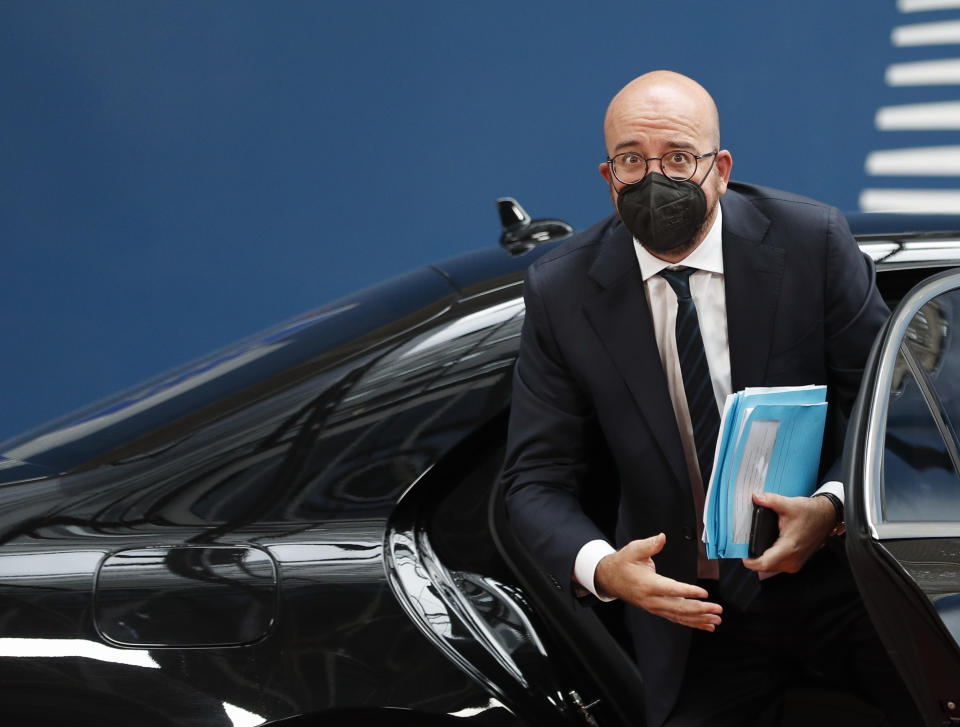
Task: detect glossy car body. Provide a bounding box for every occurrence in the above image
[2,200,960,726]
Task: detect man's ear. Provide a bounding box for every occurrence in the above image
[599,161,612,183]
[716,150,733,194]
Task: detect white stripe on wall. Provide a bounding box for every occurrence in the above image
[898,0,960,13]
[886,58,960,84]
[876,101,960,129]
[859,188,960,212]
[893,20,960,45]
[866,145,960,175]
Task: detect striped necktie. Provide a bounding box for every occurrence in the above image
[660,267,759,606]
[658,267,721,487]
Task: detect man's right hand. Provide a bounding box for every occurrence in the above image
[593,533,723,632]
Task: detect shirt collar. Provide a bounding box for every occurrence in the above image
[633,203,724,282]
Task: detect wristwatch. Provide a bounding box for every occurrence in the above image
[813,492,846,536]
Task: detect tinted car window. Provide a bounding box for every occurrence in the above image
[883,291,960,521]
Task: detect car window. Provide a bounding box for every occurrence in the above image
[883,292,960,522]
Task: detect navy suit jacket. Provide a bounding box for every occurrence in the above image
[501,182,889,725]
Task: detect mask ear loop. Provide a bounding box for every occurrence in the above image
[696,151,719,190]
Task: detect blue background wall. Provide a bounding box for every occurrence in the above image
[1,0,954,440]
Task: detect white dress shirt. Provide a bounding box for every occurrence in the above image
[574,205,843,599]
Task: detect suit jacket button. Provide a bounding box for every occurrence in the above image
[550,574,562,590]
[681,526,694,541]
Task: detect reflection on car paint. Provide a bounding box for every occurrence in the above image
[223,700,266,727]
[0,637,160,668]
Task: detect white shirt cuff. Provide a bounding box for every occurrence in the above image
[814,480,844,505]
[573,539,617,602]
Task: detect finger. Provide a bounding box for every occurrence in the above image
[646,595,723,617]
[743,535,792,571]
[673,615,721,630]
[668,616,717,632]
[753,491,788,512]
[647,600,723,628]
[651,608,721,630]
[641,571,712,600]
[665,610,724,630]
[675,612,723,627]
[623,533,667,560]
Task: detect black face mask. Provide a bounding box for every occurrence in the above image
[617,172,709,255]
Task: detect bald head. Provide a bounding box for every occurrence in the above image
[604,71,720,155]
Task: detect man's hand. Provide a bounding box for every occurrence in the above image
[594,533,722,632]
[742,492,836,574]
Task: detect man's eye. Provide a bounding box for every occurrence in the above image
[669,152,688,164]
[623,154,643,166]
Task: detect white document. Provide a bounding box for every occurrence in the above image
[732,418,779,543]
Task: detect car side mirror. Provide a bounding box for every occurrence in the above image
[496,197,573,255]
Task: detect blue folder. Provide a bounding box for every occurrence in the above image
[703,385,828,559]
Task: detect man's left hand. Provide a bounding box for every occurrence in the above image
[742,492,836,574]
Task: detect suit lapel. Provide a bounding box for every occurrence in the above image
[580,190,786,488]
[583,222,689,488]
[720,192,785,392]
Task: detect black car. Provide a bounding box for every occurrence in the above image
[1,199,960,727]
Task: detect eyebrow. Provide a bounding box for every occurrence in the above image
[612,139,699,153]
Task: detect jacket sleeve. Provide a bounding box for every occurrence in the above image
[501,263,609,592]
[820,207,891,485]
[823,207,890,415]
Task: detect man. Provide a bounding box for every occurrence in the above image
[501,71,918,726]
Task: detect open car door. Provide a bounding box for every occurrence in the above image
[846,267,960,726]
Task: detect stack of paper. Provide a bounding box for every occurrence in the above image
[703,385,828,559]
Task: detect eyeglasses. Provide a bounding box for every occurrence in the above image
[606,149,718,185]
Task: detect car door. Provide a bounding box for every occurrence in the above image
[845,267,960,726]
